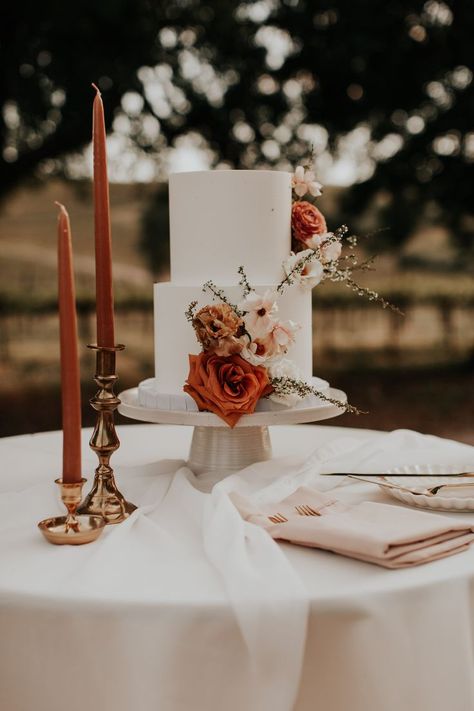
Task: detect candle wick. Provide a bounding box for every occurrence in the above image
[91,82,101,97]
[54,201,67,214]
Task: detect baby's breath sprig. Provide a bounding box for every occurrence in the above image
[237,266,253,296]
[332,274,404,315]
[270,376,366,415]
[337,253,376,272]
[357,226,390,242]
[339,253,359,266]
[203,280,242,315]
[334,224,349,240]
[302,144,316,171]
[351,255,377,272]
[276,250,318,294]
[185,300,198,322]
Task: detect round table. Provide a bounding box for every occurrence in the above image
[1,424,474,711]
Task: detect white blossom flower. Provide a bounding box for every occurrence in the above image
[269,319,300,350]
[283,250,324,290]
[241,319,300,367]
[240,333,280,366]
[305,231,334,250]
[304,231,342,264]
[291,165,323,198]
[240,342,275,366]
[268,358,304,407]
[238,290,278,339]
[320,240,342,263]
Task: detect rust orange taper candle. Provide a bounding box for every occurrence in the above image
[92,83,115,348]
[56,202,82,484]
[75,84,136,524]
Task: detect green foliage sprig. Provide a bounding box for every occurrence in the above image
[185,300,198,322]
[238,266,253,296]
[327,269,404,315]
[270,376,366,415]
[202,280,242,314]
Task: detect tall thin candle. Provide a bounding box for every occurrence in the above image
[92,83,115,347]
[56,202,82,484]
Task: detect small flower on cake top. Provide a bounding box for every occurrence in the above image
[283,250,324,289]
[291,201,327,244]
[291,166,322,198]
[238,290,278,339]
[184,352,272,427]
[193,303,246,356]
[286,164,401,313]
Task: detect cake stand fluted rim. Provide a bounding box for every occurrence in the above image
[117,387,347,427]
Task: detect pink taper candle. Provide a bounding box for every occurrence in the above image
[92,83,115,347]
[56,202,82,484]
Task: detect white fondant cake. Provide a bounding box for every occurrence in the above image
[169,170,292,285]
[139,169,314,408]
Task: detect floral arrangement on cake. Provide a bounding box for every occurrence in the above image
[183,163,399,427]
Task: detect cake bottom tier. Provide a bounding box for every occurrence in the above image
[153,282,313,395]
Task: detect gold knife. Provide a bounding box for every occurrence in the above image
[320,471,474,477]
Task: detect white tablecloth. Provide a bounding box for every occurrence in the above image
[1,424,474,711]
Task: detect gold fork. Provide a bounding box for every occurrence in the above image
[295,504,321,517]
[268,513,288,524]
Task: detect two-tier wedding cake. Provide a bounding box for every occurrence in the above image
[137,169,334,419]
[132,160,396,433]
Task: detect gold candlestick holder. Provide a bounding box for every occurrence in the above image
[38,478,105,545]
[77,344,137,524]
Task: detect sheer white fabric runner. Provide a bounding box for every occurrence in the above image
[0,426,473,711]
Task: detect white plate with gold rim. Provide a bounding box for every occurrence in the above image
[383,464,474,513]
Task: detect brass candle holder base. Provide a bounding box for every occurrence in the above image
[38,478,105,545]
[77,344,136,525]
[77,472,137,524]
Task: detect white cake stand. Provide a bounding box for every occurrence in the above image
[118,387,347,475]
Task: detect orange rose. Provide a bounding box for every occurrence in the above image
[291,201,327,243]
[184,352,273,427]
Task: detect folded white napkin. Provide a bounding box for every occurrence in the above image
[232,485,474,568]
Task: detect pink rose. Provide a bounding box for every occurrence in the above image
[291,201,327,243]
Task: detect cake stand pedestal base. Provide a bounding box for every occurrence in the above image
[189,425,272,475]
[118,386,347,480]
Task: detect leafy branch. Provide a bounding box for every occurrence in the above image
[334,275,404,315]
[202,280,242,314]
[185,300,198,322]
[270,376,366,415]
[238,266,253,296]
[277,250,318,294]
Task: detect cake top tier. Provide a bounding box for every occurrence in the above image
[169,170,292,286]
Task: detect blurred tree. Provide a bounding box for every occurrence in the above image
[2,0,473,259]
